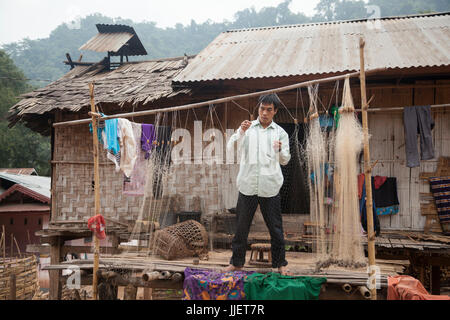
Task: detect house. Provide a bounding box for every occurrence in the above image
[8,13,450,299]
[0,172,50,254]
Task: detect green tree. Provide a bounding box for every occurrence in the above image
[0,50,50,176]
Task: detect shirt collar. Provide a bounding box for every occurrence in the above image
[254,117,276,129]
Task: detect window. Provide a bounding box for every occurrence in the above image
[24,218,28,225]
[38,218,42,226]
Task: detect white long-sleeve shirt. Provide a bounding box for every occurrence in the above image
[227,118,291,197]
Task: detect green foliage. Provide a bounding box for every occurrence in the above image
[314,0,449,22]
[0,50,50,176]
[0,122,51,176]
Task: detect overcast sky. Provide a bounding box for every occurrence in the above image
[0,0,319,45]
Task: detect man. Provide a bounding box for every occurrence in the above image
[225,93,291,275]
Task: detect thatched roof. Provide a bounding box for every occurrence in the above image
[9,55,194,135]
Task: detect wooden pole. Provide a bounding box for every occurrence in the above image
[1,226,5,265]
[13,236,21,258]
[9,274,16,300]
[359,37,377,300]
[10,233,13,258]
[89,82,101,300]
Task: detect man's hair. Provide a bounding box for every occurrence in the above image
[258,93,282,110]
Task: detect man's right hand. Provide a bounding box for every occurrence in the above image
[240,120,252,133]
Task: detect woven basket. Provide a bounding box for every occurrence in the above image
[0,255,40,300]
[154,220,208,260]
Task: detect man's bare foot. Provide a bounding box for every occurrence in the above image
[223,265,243,272]
[278,266,293,276]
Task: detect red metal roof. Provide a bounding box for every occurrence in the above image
[0,203,49,213]
[0,184,50,204]
[0,168,36,175]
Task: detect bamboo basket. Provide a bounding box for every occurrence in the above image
[153,220,208,260]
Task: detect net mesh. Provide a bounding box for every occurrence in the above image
[92,81,367,274]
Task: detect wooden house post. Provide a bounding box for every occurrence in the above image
[359,37,377,300]
[89,82,101,300]
[49,236,63,300]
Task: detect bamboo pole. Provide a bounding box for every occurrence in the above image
[89,82,101,300]
[10,233,13,258]
[1,226,5,264]
[359,37,377,300]
[52,67,386,128]
[13,236,21,258]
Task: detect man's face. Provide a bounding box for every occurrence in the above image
[258,103,277,125]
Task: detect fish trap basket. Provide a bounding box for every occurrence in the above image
[154,219,208,260]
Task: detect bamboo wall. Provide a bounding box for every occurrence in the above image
[51,121,241,224]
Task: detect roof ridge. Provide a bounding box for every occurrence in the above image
[225,11,450,33]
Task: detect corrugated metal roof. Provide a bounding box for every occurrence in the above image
[79,24,147,56]
[80,32,134,53]
[173,12,450,83]
[0,173,51,200]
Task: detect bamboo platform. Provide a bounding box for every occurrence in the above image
[42,250,410,300]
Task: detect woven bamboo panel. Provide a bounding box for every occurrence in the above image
[53,125,240,223]
[53,125,144,221]
[165,163,239,215]
[0,255,39,300]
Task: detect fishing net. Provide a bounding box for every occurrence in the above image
[306,77,367,269]
[327,76,366,268]
[90,78,367,275]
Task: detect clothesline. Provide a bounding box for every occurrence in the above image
[306,103,450,115]
[52,67,387,128]
[358,103,450,113]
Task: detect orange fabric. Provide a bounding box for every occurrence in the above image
[87,214,106,240]
[387,275,450,300]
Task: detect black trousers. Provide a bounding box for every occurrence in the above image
[230,192,288,268]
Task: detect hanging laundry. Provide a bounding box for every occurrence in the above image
[376,205,399,216]
[429,176,450,235]
[330,105,341,128]
[373,177,399,209]
[319,114,334,130]
[88,112,105,145]
[403,105,435,168]
[359,174,399,219]
[87,214,106,240]
[183,268,252,300]
[104,118,120,155]
[359,178,381,236]
[118,118,137,178]
[373,175,387,190]
[141,123,155,159]
[123,122,148,196]
[244,272,326,300]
